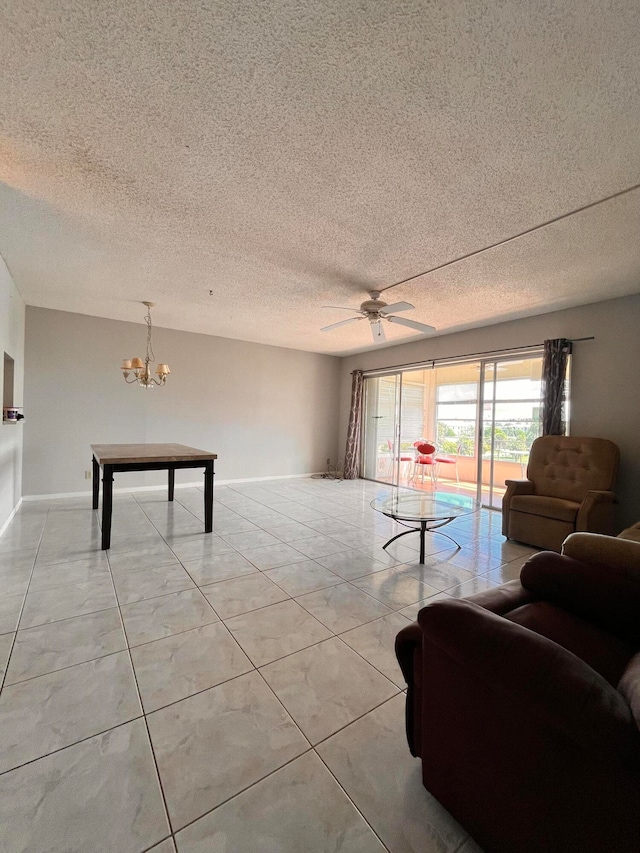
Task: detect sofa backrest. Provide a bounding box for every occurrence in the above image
[527,436,619,503]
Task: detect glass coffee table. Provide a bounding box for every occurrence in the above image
[371,489,480,563]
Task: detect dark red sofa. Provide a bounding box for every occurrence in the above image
[395,530,640,853]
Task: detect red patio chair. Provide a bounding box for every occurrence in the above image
[386,439,414,480]
[412,440,437,486]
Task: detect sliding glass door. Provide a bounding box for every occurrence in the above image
[363,365,481,491]
[432,362,481,496]
[362,374,400,483]
[362,370,433,487]
[362,352,549,508]
[481,357,544,508]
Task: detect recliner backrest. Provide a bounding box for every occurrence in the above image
[526,436,619,503]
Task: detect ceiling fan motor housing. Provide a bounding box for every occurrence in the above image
[360,297,387,314]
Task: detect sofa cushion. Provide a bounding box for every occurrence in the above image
[505,601,635,687]
[511,494,580,523]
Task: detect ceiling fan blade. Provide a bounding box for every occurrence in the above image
[380,301,414,314]
[320,317,364,332]
[322,305,362,312]
[371,321,386,344]
[386,316,436,334]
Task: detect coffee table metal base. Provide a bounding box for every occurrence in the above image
[382,518,462,563]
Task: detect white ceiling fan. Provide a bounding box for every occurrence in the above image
[321,291,436,344]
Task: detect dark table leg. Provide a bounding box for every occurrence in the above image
[168,468,175,502]
[204,460,214,533]
[92,455,100,510]
[101,464,114,550]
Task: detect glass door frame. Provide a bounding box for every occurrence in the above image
[362,370,403,487]
[477,360,493,507]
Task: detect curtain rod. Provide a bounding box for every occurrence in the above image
[353,337,593,376]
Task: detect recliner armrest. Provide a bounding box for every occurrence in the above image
[576,490,617,531]
[418,599,639,761]
[504,478,534,493]
[582,489,617,503]
[502,479,535,534]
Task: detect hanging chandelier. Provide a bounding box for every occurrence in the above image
[120,302,171,388]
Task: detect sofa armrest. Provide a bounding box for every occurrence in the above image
[418,599,639,760]
[576,490,617,533]
[460,578,536,614]
[502,479,534,534]
[395,621,424,757]
[521,550,640,645]
[395,621,422,685]
[562,531,640,571]
[394,581,535,683]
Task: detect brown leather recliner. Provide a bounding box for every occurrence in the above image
[395,526,640,853]
[502,435,619,552]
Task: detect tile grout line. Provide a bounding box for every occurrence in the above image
[3,643,127,689]
[102,509,177,841]
[139,835,176,853]
[332,623,410,690]
[313,747,393,853]
[169,745,316,840]
[254,665,393,852]
[6,603,123,634]
[0,707,145,779]
[0,503,52,694]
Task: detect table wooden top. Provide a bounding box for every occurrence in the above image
[91,443,217,465]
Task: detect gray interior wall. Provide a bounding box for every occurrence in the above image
[0,256,25,529]
[24,308,341,496]
[339,294,640,530]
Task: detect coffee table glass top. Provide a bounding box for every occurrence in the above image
[371,489,480,524]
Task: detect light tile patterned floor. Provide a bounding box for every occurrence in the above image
[0,478,535,851]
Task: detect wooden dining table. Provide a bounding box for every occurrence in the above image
[91,443,217,550]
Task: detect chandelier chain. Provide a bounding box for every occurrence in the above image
[145,308,155,363]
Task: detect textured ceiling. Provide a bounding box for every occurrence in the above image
[1,0,640,355]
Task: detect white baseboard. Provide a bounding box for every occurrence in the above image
[22,472,323,502]
[22,483,202,501]
[0,497,23,537]
[215,473,322,485]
